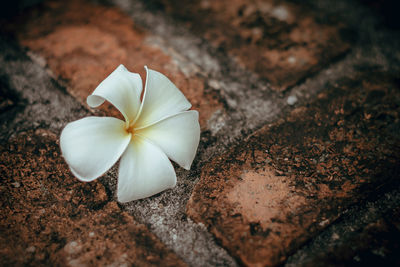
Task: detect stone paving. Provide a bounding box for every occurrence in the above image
[1,0,399,266]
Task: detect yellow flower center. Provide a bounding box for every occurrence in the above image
[126,124,135,135]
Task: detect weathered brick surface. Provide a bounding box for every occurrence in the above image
[7,0,222,128]
[304,207,400,266]
[187,70,400,266]
[148,0,351,91]
[0,131,186,266]
[285,188,400,267]
[0,37,89,143]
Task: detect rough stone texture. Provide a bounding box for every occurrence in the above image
[0,38,87,142]
[6,0,223,128]
[0,76,18,114]
[287,195,400,267]
[309,212,400,266]
[0,131,186,266]
[0,73,25,135]
[187,70,400,266]
[146,0,351,91]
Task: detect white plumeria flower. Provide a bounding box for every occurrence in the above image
[60,64,200,202]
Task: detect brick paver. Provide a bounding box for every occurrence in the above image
[0,131,186,266]
[285,188,400,266]
[148,0,351,91]
[187,70,400,266]
[8,0,222,128]
[303,207,400,266]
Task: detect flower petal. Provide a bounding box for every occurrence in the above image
[117,136,176,202]
[133,66,191,127]
[87,64,142,123]
[136,110,200,170]
[60,116,131,181]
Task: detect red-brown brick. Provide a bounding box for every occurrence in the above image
[150,0,351,91]
[0,130,186,266]
[9,0,222,129]
[303,207,400,266]
[187,71,400,266]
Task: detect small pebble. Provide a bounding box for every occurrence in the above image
[12,182,20,188]
[208,79,221,90]
[287,56,296,64]
[271,6,289,21]
[331,233,340,240]
[319,219,330,227]
[287,95,298,105]
[64,241,81,254]
[26,246,36,253]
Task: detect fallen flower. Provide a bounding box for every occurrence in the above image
[60,65,200,202]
